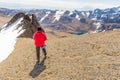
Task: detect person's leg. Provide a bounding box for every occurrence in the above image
[42,46,47,58]
[36,46,40,63]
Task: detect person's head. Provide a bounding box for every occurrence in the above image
[37,27,42,31]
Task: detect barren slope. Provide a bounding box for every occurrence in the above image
[0,14,11,27]
[0,30,120,80]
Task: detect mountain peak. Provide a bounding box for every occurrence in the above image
[0,13,44,62]
[0,6,120,33]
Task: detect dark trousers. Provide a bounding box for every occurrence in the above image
[36,46,47,62]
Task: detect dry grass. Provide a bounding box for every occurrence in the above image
[1,30,120,80]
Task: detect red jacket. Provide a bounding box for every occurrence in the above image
[33,31,47,46]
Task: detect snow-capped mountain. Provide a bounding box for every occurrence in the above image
[0,13,39,62]
[90,7,120,23]
[0,17,24,62]
[0,6,120,33]
[0,6,120,23]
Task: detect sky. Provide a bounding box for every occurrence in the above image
[0,0,120,10]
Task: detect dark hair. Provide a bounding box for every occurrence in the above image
[37,27,42,31]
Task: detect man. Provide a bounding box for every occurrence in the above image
[33,27,47,64]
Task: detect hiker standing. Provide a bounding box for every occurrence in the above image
[33,27,47,64]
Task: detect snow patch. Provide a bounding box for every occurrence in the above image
[52,10,65,23]
[0,18,25,63]
[92,18,97,20]
[76,14,80,20]
[93,22,102,29]
[69,11,73,16]
[81,12,85,16]
[86,12,90,17]
[40,11,50,22]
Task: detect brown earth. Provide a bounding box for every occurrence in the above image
[0,14,11,27]
[0,30,120,80]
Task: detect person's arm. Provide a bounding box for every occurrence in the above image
[44,34,47,40]
[42,32,47,41]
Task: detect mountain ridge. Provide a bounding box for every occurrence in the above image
[0,6,120,33]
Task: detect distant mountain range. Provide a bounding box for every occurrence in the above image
[0,6,120,33]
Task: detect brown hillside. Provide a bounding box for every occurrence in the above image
[0,14,11,27]
[1,30,120,80]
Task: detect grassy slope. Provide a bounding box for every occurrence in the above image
[0,30,120,80]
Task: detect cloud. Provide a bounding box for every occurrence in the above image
[0,0,119,10]
[0,0,84,10]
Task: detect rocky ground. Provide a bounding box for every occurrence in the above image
[0,30,120,80]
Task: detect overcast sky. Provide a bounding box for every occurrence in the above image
[0,0,120,10]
